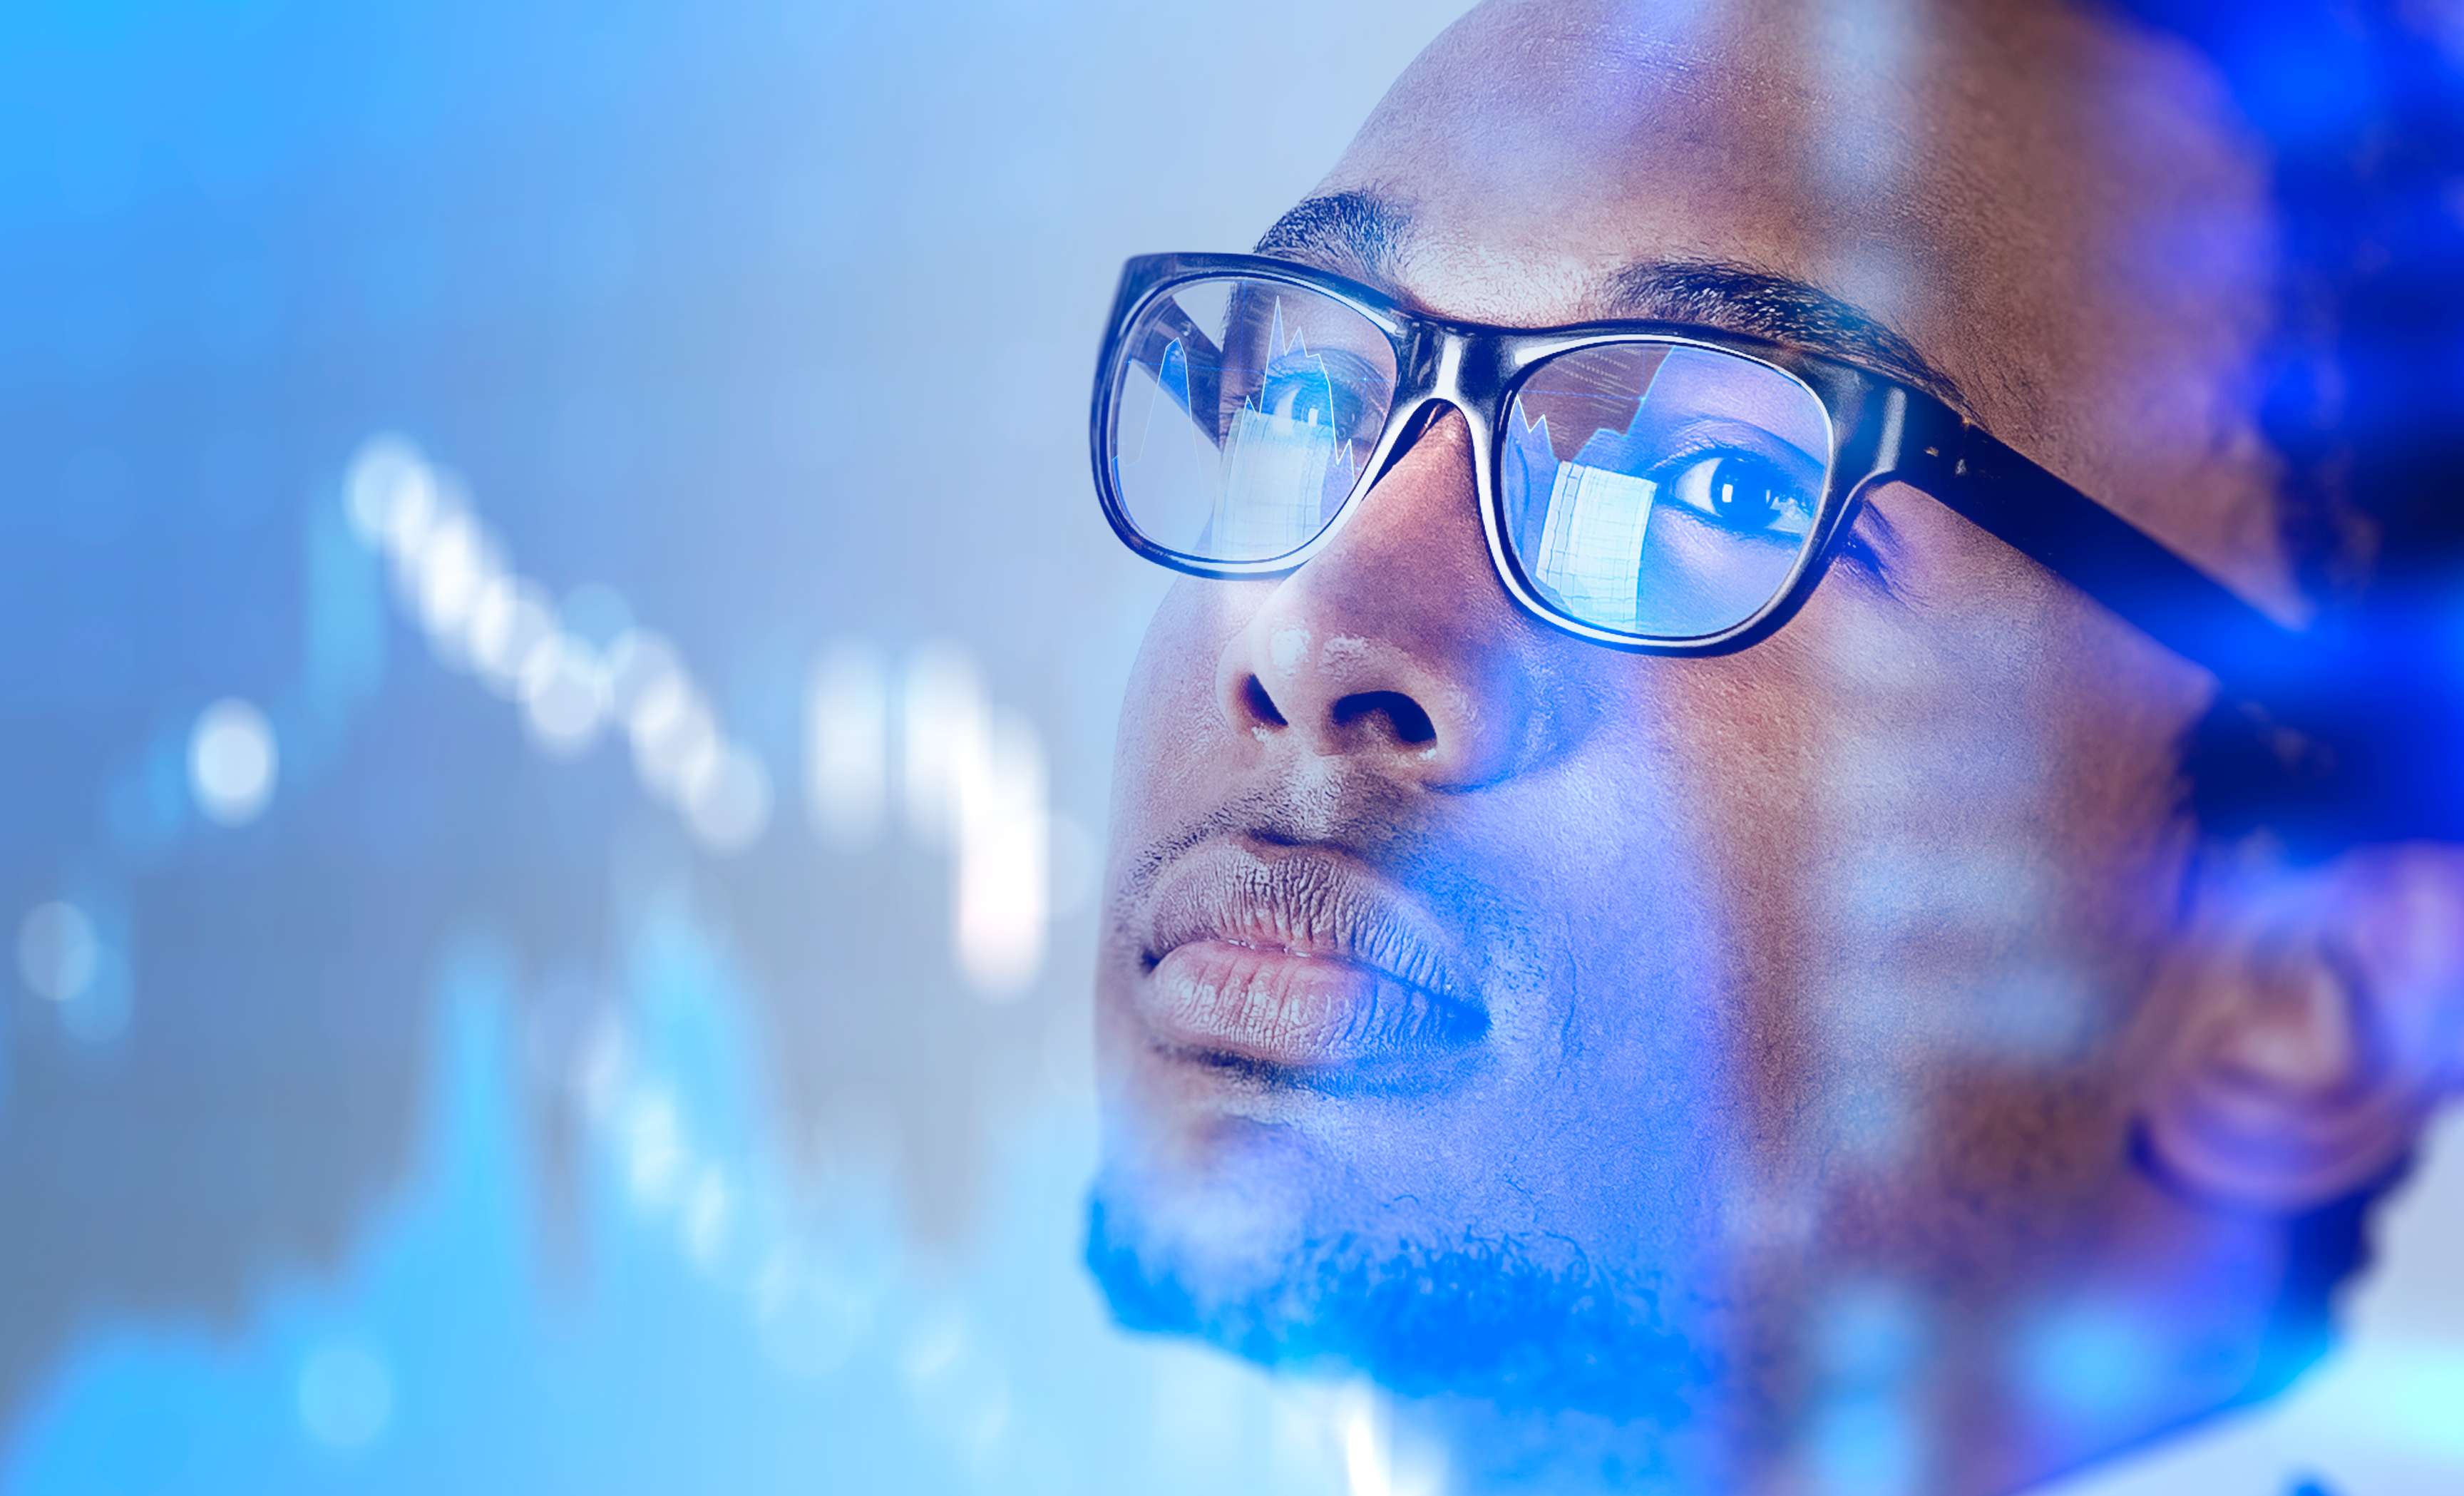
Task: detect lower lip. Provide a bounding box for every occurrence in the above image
[1139,939,1485,1084]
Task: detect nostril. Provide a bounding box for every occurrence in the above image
[1241,675,1288,729]
[1332,690,1437,747]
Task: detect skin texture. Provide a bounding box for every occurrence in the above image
[1087,2,2464,1491]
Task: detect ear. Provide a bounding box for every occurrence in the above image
[2141,844,2464,1214]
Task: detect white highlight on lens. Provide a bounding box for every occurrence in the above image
[189,697,277,826]
[17,901,98,1004]
[297,1343,394,1450]
[806,642,888,848]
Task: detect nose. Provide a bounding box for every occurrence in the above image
[1213,408,1564,789]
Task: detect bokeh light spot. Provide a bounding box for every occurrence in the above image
[16,902,98,1004]
[188,697,278,826]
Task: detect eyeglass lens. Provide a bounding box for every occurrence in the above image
[1111,276,1399,564]
[1108,275,1834,640]
[1502,342,1832,638]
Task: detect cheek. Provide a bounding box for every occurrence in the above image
[1107,580,1256,821]
[1680,532,2199,1263]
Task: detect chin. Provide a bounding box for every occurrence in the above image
[1093,1104,1326,1269]
[1084,1164,1304,1343]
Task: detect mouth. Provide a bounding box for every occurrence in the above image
[1135,840,1489,1092]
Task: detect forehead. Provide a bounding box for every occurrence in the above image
[1315,0,2281,536]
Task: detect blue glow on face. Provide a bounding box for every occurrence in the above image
[2018,1300,2162,1429]
[1814,1280,1930,1390]
[1806,1393,1922,1495]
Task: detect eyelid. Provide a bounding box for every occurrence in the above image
[1646,416,1827,483]
[1268,344,1386,390]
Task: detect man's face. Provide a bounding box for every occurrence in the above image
[1090,0,2286,1455]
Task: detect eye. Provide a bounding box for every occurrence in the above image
[1252,348,1381,443]
[1663,451,1814,537]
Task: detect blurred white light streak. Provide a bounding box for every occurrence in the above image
[16,901,98,1004]
[1333,1389,1442,1496]
[623,1090,685,1206]
[374,461,439,559]
[952,709,1047,1000]
[466,575,557,699]
[189,697,278,826]
[684,745,773,854]
[342,434,776,856]
[860,647,1057,998]
[573,1013,630,1124]
[343,436,423,545]
[520,635,612,758]
[1343,1404,1390,1496]
[411,504,493,650]
[630,677,722,805]
[900,646,986,845]
[806,642,888,848]
[605,628,684,719]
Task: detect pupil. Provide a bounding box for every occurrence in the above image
[1713,462,1778,527]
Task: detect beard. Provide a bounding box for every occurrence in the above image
[1081,1186,1725,1429]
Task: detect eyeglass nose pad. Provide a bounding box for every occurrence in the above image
[1349,395,1462,506]
[1390,398,1451,454]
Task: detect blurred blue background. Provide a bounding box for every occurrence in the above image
[3,3,2460,1493]
[0,1,1464,1490]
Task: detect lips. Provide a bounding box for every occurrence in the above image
[1136,841,1488,1087]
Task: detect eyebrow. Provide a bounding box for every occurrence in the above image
[1254,190,1414,285]
[1603,260,1970,413]
[1256,192,1971,413]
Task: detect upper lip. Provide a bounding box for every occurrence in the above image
[1141,838,1481,1013]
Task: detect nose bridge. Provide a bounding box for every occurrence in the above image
[1400,318,1504,411]
[1382,321,1497,492]
[1210,354,1551,790]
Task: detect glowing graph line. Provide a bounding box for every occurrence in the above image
[349,436,1052,998]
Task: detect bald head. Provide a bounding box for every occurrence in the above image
[1302,0,2293,606]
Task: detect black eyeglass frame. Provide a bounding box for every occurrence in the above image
[1090,251,2309,691]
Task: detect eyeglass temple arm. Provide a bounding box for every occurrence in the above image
[1921,427,2320,710]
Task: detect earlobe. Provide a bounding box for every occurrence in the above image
[2139,849,2464,1215]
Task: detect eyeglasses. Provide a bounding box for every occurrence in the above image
[1088,252,2306,687]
